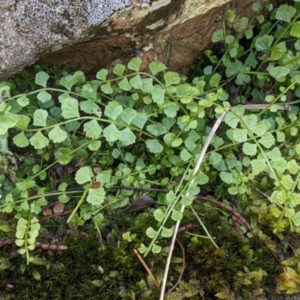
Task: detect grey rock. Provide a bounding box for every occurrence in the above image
[0,0,151,80]
[117,195,154,213]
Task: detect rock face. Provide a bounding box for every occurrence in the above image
[0,0,257,80]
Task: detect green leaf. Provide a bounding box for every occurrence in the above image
[290,22,300,37]
[276,132,285,143]
[33,109,48,127]
[242,142,257,156]
[128,57,142,71]
[103,124,121,142]
[225,60,244,77]
[255,34,274,52]
[164,72,180,86]
[161,227,173,238]
[180,149,192,161]
[88,140,101,151]
[256,15,265,24]
[80,83,97,100]
[75,166,93,184]
[151,86,165,105]
[209,152,222,165]
[146,139,164,153]
[270,42,287,60]
[163,132,175,145]
[118,78,132,91]
[58,194,70,203]
[292,212,300,226]
[171,138,183,147]
[29,226,40,238]
[195,172,209,185]
[224,111,240,128]
[119,108,137,125]
[146,123,168,136]
[272,158,287,174]
[79,99,100,114]
[101,82,113,94]
[185,186,199,198]
[138,244,148,254]
[141,78,153,93]
[16,180,35,191]
[162,117,176,130]
[120,128,136,146]
[13,132,29,147]
[154,208,166,222]
[253,121,268,136]
[0,85,10,99]
[212,29,224,42]
[84,120,102,139]
[166,191,177,203]
[180,96,192,104]
[224,9,235,22]
[0,113,18,132]
[87,187,105,205]
[73,71,86,83]
[235,73,250,85]
[129,75,143,89]
[152,244,162,254]
[163,102,179,118]
[245,29,253,39]
[252,2,260,11]
[35,71,49,88]
[0,123,9,135]
[204,65,212,75]
[232,128,248,142]
[48,126,68,143]
[269,190,287,204]
[287,160,300,175]
[149,61,167,75]
[15,239,25,247]
[275,4,296,23]
[267,64,289,80]
[59,95,80,119]
[181,195,193,206]
[132,113,147,129]
[29,131,49,149]
[60,75,78,90]
[220,171,234,184]
[281,175,294,190]
[266,147,282,161]
[16,223,26,237]
[37,90,52,103]
[56,148,72,165]
[113,64,125,76]
[171,209,183,221]
[251,158,266,175]
[0,225,13,233]
[96,170,111,184]
[146,227,157,239]
[209,73,221,87]
[17,95,30,107]
[96,69,108,80]
[104,101,123,120]
[65,120,80,131]
[258,133,275,149]
[20,116,36,133]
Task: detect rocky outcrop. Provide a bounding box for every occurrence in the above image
[1,0,257,80]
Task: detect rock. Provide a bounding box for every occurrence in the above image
[0,0,257,80]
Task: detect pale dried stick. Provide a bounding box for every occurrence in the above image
[133,248,160,290]
[159,110,227,300]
